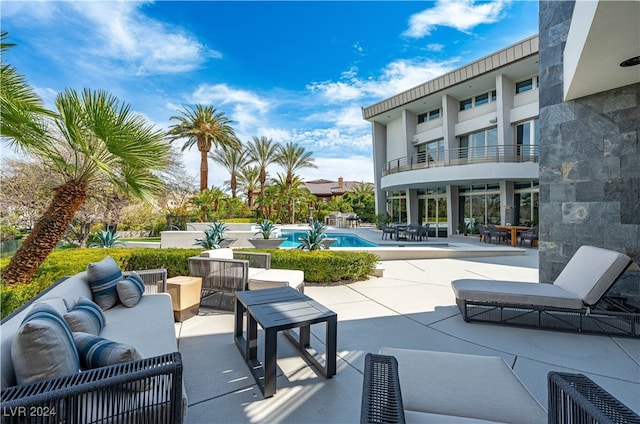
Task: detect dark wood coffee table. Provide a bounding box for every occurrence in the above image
[234,286,337,398]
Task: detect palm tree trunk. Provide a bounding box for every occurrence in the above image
[230,174,237,198]
[200,149,208,191]
[2,181,87,285]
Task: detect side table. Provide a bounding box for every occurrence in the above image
[234,287,337,398]
[163,276,202,322]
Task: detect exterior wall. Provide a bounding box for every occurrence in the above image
[538,1,640,306]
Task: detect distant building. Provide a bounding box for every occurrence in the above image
[304,177,373,202]
[363,36,540,237]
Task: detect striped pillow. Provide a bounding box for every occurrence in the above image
[117,272,145,307]
[73,332,142,369]
[87,256,123,310]
[64,297,106,335]
[11,302,80,385]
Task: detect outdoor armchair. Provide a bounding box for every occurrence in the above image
[452,245,638,337]
[381,224,395,240]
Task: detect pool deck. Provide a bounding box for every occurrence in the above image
[179,245,640,423]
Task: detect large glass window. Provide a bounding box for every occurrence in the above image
[386,191,407,224]
[515,76,538,94]
[418,108,440,123]
[474,93,488,106]
[516,118,539,160]
[514,181,539,226]
[459,184,501,227]
[460,128,497,160]
[427,139,445,163]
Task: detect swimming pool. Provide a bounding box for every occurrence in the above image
[280,231,378,248]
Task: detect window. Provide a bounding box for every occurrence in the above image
[474,93,488,106]
[515,118,539,159]
[459,98,472,111]
[460,128,497,159]
[516,77,538,94]
[418,108,440,123]
[427,139,445,162]
[491,90,497,101]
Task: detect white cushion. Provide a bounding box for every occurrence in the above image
[379,348,546,424]
[452,279,583,309]
[248,269,305,291]
[200,248,234,259]
[553,246,630,305]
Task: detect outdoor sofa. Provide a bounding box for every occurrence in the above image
[188,248,304,311]
[0,258,186,423]
[361,348,640,423]
[452,245,639,337]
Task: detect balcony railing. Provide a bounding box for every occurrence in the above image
[383,145,539,176]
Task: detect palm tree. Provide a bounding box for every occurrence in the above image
[275,141,317,189]
[167,104,240,192]
[209,144,247,198]
[275,141,316,222]
[1,31,53,144]
[245,136,279,198]
[1,88,169,285]
[237,165,260,208]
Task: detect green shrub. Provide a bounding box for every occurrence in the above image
[245,249,378,283]
[1,247,378,318]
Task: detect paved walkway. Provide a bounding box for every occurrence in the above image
[178,238,640,423]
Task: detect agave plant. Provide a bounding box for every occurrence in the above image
[298,220,327,251]
[194,222,228,249]
[88,230,125,248]
[254,219,276,239]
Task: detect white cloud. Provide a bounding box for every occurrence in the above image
[404,0,510,38]
[427,43,445,52]
[192,84,269,113]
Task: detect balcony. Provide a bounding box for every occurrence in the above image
[383,145,539,176]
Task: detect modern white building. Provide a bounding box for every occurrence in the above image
[362,36,541,237]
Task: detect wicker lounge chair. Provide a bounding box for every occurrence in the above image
[361,350,640,424]
[452,245,639,337]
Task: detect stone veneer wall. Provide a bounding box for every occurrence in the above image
[538,1,640,306]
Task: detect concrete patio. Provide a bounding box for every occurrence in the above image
[177,236,640,423]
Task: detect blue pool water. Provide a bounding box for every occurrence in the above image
[280,231,378,248]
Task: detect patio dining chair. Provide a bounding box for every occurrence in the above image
[451,245,638,337]
[381,224,395,240]
[405,224,422,241]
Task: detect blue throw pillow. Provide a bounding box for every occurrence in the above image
[117,272,146,308]
[11,302,80,385]
[73,332,142,370]
[64,296,106,335]
[87,256,123,310]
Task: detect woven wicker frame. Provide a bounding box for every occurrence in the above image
[1,352,183,423]
[360,353,406,424]
[548,372,640,424]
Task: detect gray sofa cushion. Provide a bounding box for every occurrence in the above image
[74,332,142,369]
[380,348,546,424]
[553,246,631,305]
[11,302,80,386]
[87,256,123,310]
[64,296,106,335]
[452,279,583,309]
[117,271,145,308]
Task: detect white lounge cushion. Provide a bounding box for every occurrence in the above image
[200,248,234,259]
[452,279,583,309]
[248,269,305,291]
[380,348,546,424]
[553,246,630,305]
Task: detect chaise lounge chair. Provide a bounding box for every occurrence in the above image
[360,349,640,423]
[452,245,639,337]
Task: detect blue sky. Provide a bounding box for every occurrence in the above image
[2,0,539,190]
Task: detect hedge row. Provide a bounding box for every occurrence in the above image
[1,248,379,318]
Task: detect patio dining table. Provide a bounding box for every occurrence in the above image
[495,225,532,247]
